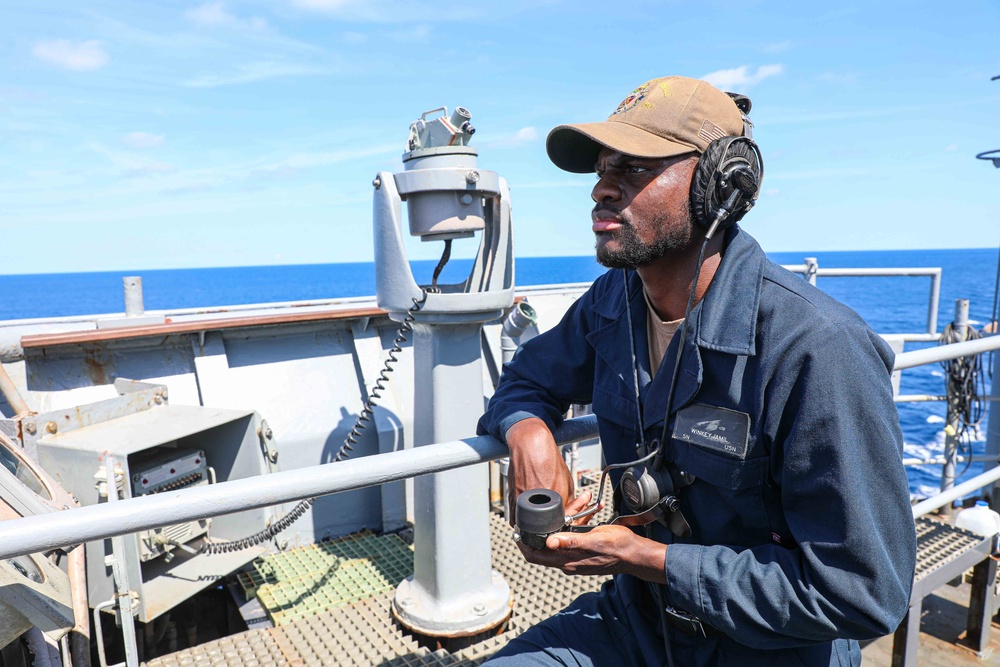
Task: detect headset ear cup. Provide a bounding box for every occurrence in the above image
[689,139,725,230]
[689,136,762,231]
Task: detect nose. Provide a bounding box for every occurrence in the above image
[591,171,621,204]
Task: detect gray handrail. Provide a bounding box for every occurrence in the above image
[0,416,598,560]
[911,465,1000,518]
[780,264,942,335]
[893,334,1000,370]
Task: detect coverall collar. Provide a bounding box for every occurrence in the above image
[590,224,763,353]
[586,224,765,427]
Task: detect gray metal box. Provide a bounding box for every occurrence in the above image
[35,403,272,622]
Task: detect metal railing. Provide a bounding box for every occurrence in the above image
[781,261,942,335]
[0,417,597,560]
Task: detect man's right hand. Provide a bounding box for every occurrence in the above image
[504,417,574,527]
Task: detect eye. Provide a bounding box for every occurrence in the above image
[626,165,650,174]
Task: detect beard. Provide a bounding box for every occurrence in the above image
[594,207,694,269]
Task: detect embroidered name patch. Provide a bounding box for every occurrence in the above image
[672,404,751,459]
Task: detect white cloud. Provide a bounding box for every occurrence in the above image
[184,61,328,87]
[185,2,267,30]
[390,23,432,43]
[257,142,398,175]
[287,0,481,22]
[513,126,537,143]
[701,64,784,92]
[292,0,363,11]
[124,132,165,149]
[32,40,109,71]
[477,126,539,148]
[944,143,959,153]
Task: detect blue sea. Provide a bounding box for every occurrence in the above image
[2,247,998,500]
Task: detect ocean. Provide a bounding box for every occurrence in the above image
[2,247,998,500]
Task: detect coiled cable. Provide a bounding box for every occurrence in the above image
[336,292,429,463]
[939,321,986,478]
[200,292,429,555]
[200,241,457,555]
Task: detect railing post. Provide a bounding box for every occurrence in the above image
[927,270,941,335]
[803,257,818,286]
[940,298,970,514]
[987,346,1000,509]
[122,277,144,317]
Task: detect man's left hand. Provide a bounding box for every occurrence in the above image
[520,525,667,584]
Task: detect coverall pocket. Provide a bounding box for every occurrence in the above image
[591,385,638,429]
[672,444,770,544]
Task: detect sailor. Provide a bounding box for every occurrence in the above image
[478,76,916,666]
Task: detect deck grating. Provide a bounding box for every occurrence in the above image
[913,516,987,581]
[143,492,1000,667]
[249,530,414,626]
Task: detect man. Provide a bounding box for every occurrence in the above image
[478,76,916,666]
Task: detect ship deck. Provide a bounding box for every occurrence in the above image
[142,509,1000,667]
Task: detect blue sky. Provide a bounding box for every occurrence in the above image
[2,0,999,274]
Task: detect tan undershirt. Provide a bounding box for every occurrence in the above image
[643,289,684,378]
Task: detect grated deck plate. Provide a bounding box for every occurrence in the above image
[250,530,414,626]
[146,487,614,667]
[146,628,288,667]
[913,516,988,583]
[147,506,999,667]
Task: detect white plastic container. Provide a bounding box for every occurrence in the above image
[955,500,1000,538]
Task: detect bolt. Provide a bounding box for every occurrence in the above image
[372,176,382,190]
[153,395,163,405]
[268,449,278,463]
[24,422,36,435]
[473,603,488,616]
[45,421,57,434]
[466,170,480,184]
[265,428,273,440]
[460,193,473,205]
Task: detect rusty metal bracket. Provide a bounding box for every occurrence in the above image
[11,384,166,461]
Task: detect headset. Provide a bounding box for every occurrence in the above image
[691,94,764,234]
[617,93,764,527]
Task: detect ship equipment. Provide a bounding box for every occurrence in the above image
[373,106,515,644]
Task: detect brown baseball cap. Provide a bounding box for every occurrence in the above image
[546,76,746,173]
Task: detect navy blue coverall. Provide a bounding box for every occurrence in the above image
[478,225,916,666]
